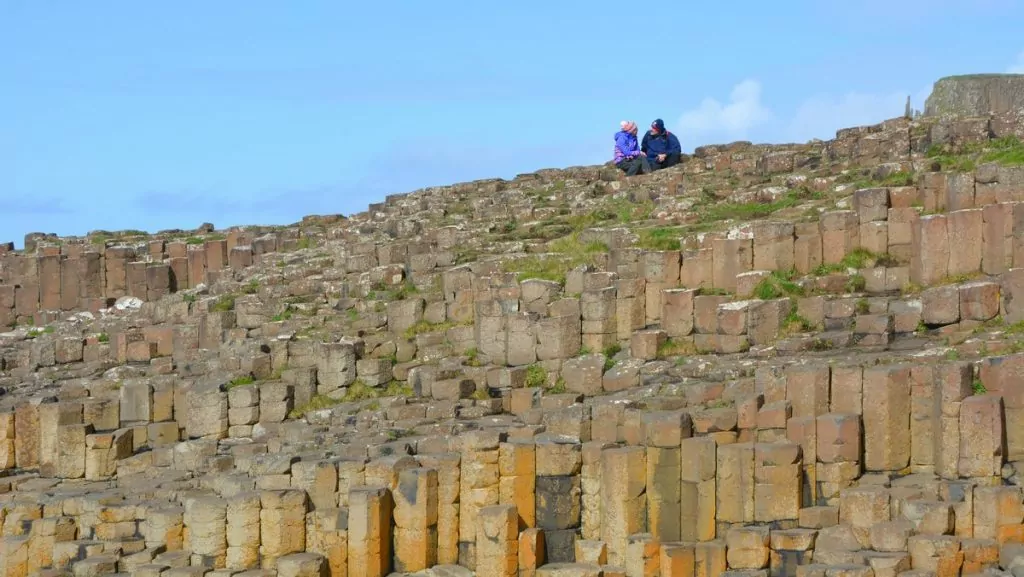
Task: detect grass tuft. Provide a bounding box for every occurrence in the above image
[403,320,455,340]
[751,270,805,300]
[813,249,898,275]
[972,379,987,395]
[525,364,547,388]
[781,309,815,334]
[501,232,607,285]
[226,375,255,389]
[656,338,696,359]
[211,294,236,312]
[289,394,343,419]
[980,136,1024,166]
[697,187,821,224]
[636,227,683,250]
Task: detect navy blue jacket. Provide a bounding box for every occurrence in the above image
[641,130,682,158]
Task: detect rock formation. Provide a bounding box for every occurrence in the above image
[2,85,1024,577]
[924,74,1024,117]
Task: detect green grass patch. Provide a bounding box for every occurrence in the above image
[454,248,481,265]
[856,298,871,315]
[549,233,609,257]
[26,325,55,339]
[980,136,1024,166]
[289,394,343,418]
[211,294,236,312]
[383,380,414,397]
[1003,319,1024,335]
[525,364,547,388]
[811,338,834,351]
[97,332,109,343]
[291,378,416,410]
[636,227,683,251]
[226,375,256,389]
[927,152,976,173]
[697,187,820,224]
[972,379,987,395]
[341,379,381,401]
[501,233,607,285]
[241,280,259,295]
[403,320,455,340]
[547,377,567,394]
[926,136,1024,172]
[182,233,225,245]
[847,171,916,190]
[602,344,623,371]
[567,197,655,231]
[751,270,805,300]
[813,248,898,275]
[877,171,916,186]
[464,347,482,367]
[501,256,571,284]
[782,309,815,334]
[656,338,696,359]
[846,274,866,292]
[272,305,295,322]
[368,281,419,302]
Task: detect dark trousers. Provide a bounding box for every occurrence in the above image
[649,152,681,171]
[617,155,652,176]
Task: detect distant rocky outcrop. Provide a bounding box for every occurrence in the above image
[924,73,1024,117]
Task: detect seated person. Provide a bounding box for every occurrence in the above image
[641,118,682,170]
[614,121,652,176]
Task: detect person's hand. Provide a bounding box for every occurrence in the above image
[658,154,666,162]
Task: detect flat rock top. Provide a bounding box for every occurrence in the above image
[924,73,1024,117]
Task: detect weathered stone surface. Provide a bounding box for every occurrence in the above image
[862,366,911,472]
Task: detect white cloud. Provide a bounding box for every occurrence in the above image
[677,79,773,146]
[1009,50,1024,74]
[676,52,1024,150]
[784,87,930,143]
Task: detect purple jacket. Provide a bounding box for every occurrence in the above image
[614,130,641,164]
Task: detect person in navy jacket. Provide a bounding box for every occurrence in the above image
[641,118,682,171]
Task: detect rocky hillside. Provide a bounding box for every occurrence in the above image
[1,107,1024,577]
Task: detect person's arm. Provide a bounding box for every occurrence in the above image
[668,132,682,155]
[641,132,649,154]
[627,135,641,159]
[614,133,630,160]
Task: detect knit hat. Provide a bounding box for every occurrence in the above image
[652,118,665,132]
[620,120,637,132]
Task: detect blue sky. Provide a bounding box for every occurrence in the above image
[3,0,1023,247]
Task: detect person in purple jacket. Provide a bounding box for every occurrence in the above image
[613,121,651,176]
